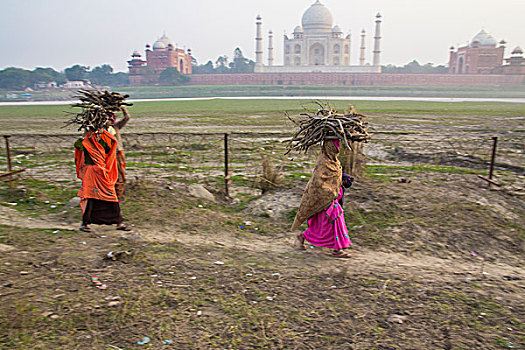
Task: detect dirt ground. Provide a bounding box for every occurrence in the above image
[0,168,523,349]
[0,105,524,349]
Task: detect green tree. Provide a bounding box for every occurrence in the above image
[0,68,31,90]
[215,56,229,73]
[30,67,65,85]
[193,60,214,74]
[65,65,89,81]
[382,60,448,74]
[110,72,129,86]
[89,64,113,85]
[159,67,190,85]
[230,47,255,73]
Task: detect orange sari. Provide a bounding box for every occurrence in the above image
[75,130,119,212]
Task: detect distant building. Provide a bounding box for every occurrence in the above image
[128,33,192,86]
[34,82,57,89]
[254,0,382,73]
[448,30,506,74]
[61,81,88,89]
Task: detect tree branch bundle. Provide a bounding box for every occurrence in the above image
[285,103,370,154]
[65,89,132,133]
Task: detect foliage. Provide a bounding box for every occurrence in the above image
[382,60,448,74]
[0,68,31,90]
[192,47,255,74]
[159,67,190,85]
[0,65,128,91]
[64,64,89,81]
[229,47,255,73]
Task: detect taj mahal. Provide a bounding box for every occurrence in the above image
[254,0,382,73]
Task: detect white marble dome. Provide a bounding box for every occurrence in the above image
[471,30,497,47]
[301,0,333,30]
[152,40,166,50]
[294,25,303,33]
[159,33,173,46]
[332,25,342,33]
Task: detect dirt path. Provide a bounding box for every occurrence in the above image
[3,204,522,289]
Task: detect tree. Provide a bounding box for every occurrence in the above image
[30,67,66,85]
[89,64,114,85]
[0,68,31,90]
[193,60,214,74]
[65,65,89,81]
[230,47,255,73]
[215,56,229,73]
[110,72,129,86]
[381,60,448,74]
[159,67,190,85]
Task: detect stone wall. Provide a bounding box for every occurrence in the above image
[188,73,525,86]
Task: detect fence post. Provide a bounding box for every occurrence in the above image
[488,136,498,183]
[4,135,13,188]
[224,133,230,198]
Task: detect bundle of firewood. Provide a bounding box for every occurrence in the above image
[285,103,370,154]
[65,89,132,133]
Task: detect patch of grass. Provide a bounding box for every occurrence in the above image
[0,179,77,217]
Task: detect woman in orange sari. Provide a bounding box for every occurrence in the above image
[75,127,131,232]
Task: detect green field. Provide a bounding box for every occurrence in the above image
[0,97,524,349]
[2,84,525,102]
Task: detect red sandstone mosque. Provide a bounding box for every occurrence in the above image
[449,29,525,75]
[127,33,192,86]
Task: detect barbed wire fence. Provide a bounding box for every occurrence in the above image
[1,132,523,191]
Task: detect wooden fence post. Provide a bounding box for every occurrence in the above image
[4,135,13,188]
[224,133,230,198]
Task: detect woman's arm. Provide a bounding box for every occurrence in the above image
[114,106,130,130]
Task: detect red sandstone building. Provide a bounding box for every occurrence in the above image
[128,33,192,85]
[448,30,506,74]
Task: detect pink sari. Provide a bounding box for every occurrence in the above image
[302,187,352,250]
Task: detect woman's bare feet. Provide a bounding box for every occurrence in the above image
[330,250,351,258]
[295,233,306,250]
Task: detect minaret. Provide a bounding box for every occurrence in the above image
[359,29,366,66]
[255,15,263,72]
[373,13,382,67]
[268,30,274,66]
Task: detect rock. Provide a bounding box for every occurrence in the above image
[119,232,144,242]
[0,244,16,252]
[247,189,301,219]
[107,301,121,307]
[387,314,408,324]
[65,197,81,209]
[20,271,29,275]
[187,184,216,202]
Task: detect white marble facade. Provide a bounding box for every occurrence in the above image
[255,0,382,73]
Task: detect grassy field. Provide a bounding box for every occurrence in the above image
[0,99,524,136]
[0,98,523,349]
[3,84,525,102]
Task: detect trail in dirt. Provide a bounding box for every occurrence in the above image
[2,204,523,292]
[0,205,76,230]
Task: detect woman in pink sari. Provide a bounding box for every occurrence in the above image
[297,175,353,257]
[292,140,353,258]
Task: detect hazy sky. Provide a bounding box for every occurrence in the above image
[1,0,524,72]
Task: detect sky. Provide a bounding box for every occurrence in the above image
[1,0,524,72]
